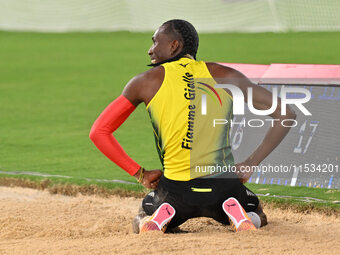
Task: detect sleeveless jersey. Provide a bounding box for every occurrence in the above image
[146,58,234,181]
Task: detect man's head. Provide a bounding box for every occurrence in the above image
[148,19,199,66]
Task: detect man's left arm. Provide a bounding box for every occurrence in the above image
[232,70,297,183]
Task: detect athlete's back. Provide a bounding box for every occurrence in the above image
[147,57,234,181]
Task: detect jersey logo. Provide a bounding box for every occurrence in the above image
[179,63,189,68]
[246,190,256,197]
[197,82,223,106]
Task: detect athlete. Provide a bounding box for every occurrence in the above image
[90,19,296,233]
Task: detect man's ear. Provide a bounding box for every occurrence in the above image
[170,40,182,56]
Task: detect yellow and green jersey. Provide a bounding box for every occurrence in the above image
[146,57,234,181]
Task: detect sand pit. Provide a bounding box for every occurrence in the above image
[0,186,339,255]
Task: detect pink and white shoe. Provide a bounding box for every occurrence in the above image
[222,197,256,232]
[140,203,176,233]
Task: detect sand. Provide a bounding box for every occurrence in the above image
[0,186,339,255]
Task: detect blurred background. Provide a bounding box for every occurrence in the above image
[1,0,340,32]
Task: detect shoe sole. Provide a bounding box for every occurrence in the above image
[222,197,256,232]
[140,203,176,233]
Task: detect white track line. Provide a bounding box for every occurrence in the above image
[0,170,137,185]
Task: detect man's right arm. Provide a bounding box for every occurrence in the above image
[90,66,164,188]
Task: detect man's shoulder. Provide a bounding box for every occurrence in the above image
[205,62,239,78]
[132,66,165,85]
[122,66,165,106]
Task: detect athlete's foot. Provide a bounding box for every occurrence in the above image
[132,213,146,234]
[139,203,176,233]
[222,197,256,232]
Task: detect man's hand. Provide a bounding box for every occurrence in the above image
[235,159,256,184]
[134,168,162,189]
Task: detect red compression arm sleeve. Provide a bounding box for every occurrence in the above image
[89,95,140,176]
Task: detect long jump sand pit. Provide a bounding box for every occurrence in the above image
[0,186,339,255]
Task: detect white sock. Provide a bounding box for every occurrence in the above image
[247,212,261,229]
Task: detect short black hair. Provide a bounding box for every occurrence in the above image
[149,19,199,67]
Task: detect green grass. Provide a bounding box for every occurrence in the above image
[246,183,340,211]
[0,31,340,210]
[0,173,338,212]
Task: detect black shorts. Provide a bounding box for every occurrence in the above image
[142,175,259,230]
